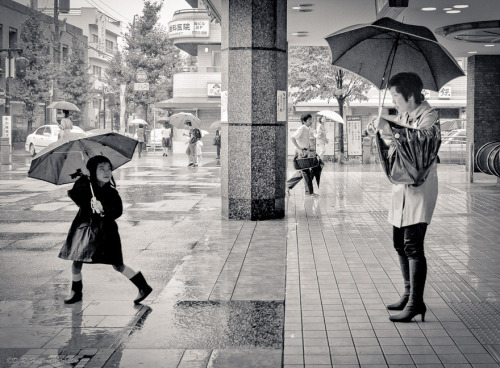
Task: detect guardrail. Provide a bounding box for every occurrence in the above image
[476,141,500,177]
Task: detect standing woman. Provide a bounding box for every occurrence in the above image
[58,110,73,140]
[315,115,329,160]
[375,72,440,322]
[161,122,171,157]
[59,155,153,305]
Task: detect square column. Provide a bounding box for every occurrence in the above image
[220,0,287,220]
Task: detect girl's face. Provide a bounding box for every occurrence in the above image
[96,162,112,186]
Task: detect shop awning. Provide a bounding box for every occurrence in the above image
[156,97,221,109]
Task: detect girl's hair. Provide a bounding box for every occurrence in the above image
[301,113,312,124]
[185,121,192,127]
[63,110,70,117]
[86,155,115,187]
[387,72,425,104]
[138,124,144,128]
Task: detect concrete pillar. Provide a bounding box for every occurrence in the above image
[466,55,500,174]
[220,0,287,220]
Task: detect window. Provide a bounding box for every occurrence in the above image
[92,34,99,43]
[0,25,3,49]
[212,51,221,67]
[35,127,45,135]
[9,27,17,48]
[62,44,69,60]
[93,65,102,77]
[105,40,114,53]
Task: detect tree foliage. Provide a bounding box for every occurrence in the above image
[10,9,55,133]
[58,37,93,126]
[106,0,180,121]
[288,46,372,154]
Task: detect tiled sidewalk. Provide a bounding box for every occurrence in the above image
[283,167,500,368]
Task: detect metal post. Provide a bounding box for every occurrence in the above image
[103,85,106,129]
[469,142,474,183]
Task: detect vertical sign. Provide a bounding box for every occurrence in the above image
[221,91,228,121]
[277,90,287,122]
[346,116,362,156]
[2,116,12,148]
[97,13,106,52]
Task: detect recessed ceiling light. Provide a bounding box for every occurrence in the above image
[453,5,469,8]
[421,7,436,11]
[468,51,477,54]
[446,10,461,13]
[443,8,452,10]
[292,3,314,12]
[292,31,309,37]
[484,44,495,47]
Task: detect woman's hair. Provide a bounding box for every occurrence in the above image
[318,115,326,123]
[86,155,115,186]
[63,110,70,117]
[185,121,192,127]
[387,72,425,104]
[138,124,144,128]
[216,130,220,135]
[301,113,312,124]
[163,122,169,128]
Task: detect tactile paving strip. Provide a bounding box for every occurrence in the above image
[449,302,500,345]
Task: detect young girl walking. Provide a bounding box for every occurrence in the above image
[59,155,153,304]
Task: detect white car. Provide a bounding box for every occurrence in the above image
[25,124,86,156]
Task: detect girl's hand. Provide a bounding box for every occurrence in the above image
[91,198,104,214]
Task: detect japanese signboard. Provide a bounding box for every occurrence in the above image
[97,13,106,52]
[2,116,12,148]
[221,91,228,121]
[277,91,287,122]
[134,82,150,91]
[168,19,210,38]
[207,83,221,97]
[346,116,362,156]
[136,69,148,83]
[438,86,452,99]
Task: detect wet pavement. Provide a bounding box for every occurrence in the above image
[0,148,500,367]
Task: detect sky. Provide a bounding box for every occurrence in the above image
[34,0,189,28]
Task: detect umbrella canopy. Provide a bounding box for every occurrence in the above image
[209,120,222,130]
[157,118,172,128]
[325,17,465,92]
[28,133,138,185]
[169,112,201,129]
[316,111,344,124]
[130,119,148,126]
[46,101,81,112]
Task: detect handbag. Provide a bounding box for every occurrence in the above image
[213,136,220,145]
[293,153,320,170]
[376,117,441,186]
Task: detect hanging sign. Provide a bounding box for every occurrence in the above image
[277,90,287,122]
[221,91,228,121]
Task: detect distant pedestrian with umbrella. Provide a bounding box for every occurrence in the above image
[136,124,146,158]
[213,129,221,159]
[315,115,329,160]
[59,155,153,305]
[58,110,73,140]
[161,122,172,156]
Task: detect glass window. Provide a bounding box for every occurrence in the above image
[92,34,99,43]
[9,27,17,48]
[35,127,45,135]
[62,44,69,60]
[93,65,102,77]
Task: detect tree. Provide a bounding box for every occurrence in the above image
[57,37,93,126]
[288,46,372,158]
[10,9,55,133]
[106,0,180,122]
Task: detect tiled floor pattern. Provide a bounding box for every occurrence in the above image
[284,169,500,367]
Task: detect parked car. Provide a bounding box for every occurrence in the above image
[439,129,466,164]
[25,125,86,156]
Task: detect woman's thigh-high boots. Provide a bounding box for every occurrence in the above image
[389,257,427,322]
[64,280,83,304]
[386,255,410,310]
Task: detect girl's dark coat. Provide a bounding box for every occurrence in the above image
[58,176,123,265]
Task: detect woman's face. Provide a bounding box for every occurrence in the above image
[96,162,112,186]
[389,86,413,114]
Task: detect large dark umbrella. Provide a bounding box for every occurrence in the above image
[28,133,138,185]
[325,17,465,92]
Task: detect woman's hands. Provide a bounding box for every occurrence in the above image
[91,197,104,216]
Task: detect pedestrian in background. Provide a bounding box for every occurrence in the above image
[315,115,328,160]
[213,130,221,159]
[136,124,146,158]
[183,121,201,167]
[59,155,153,305]
[375,72,440,323]
[58,110,73,140]
[161,122,172,157]
[286,113,321,197]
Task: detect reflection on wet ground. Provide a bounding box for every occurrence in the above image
[1,151,500,367]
